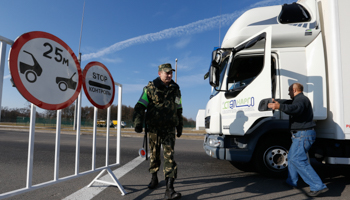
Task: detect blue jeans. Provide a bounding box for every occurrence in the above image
[286,129,327,191]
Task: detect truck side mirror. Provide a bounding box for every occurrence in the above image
[258,98,273,111]
[208,49,224,87]
[209,64,219,87]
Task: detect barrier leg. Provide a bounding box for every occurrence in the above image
[87,168,127,196]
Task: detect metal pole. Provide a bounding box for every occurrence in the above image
[106,106,111,166]
[73,0,85,130]
[175,58,178,83]
[72,66,78,130]
[0,42,7,122]
[54,110,62,181]
[73,101,77,130]
[115,82,122,164]
[26,104,36,188]
[219,0,222,47]
[73,53,81,130]
[78,1,85,56]
[0,36,13,121]
[75,92,82,175]
[92,107,98,170]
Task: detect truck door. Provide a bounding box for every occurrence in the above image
[223,27,273,135]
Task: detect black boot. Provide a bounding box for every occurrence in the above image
[164,177,181,199]
[148,173,158,189]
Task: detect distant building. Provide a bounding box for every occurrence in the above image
[196,109,205,130]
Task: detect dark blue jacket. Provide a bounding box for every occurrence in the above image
[279,93,316,130]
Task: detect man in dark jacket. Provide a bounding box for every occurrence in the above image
[268,83,328,197]
[133,63,183,200]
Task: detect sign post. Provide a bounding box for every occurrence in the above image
[83,62,126,194]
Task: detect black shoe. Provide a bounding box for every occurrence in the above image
[164,178,181,200]
[148,173,158,189]
[308,187,329,197]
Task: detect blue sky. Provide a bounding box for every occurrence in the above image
[0,0,294,120]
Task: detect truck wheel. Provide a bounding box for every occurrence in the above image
[254,138,291,178]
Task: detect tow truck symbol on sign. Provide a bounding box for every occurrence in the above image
[56,73,77,91]
[19,50,43,83]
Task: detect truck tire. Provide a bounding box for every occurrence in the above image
[253,137,291,178]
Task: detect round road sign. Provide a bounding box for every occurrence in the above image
[83,62,115,109]
[9,31,82,110]
[139,148,146,158]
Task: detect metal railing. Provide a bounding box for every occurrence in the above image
[0,36,14,122]
[0,35,126,199]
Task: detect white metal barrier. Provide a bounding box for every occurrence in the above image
[0,35,14,121]
[0,35,126,199]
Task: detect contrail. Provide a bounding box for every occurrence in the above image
[81,13,238,61]
[81,0,294,61]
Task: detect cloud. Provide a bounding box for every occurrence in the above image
[250,0,290,8]
[152,11,163,18]
[82,0,294,61]
[174,37,191,49]
[101,57,123,63]
[177,52,204,71]
[82,12,240,61]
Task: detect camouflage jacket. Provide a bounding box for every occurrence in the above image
[133,77,183,129]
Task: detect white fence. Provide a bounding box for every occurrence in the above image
[0,35,126,199]
[0,35,14,121]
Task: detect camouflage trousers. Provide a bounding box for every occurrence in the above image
[148,127,177,179]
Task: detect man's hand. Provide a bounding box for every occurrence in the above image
[176,126,182,138]
[268,98,280,110]
[135,126,143,133]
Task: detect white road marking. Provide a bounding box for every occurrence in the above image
[63,156,145,200]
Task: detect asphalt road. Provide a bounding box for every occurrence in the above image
[1,128,350,200]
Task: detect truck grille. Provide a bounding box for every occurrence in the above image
[205,116,210,129]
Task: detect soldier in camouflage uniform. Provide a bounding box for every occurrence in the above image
[133,63,183,200]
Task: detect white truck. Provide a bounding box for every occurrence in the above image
[203,0,350,177]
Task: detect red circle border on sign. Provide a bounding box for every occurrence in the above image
[83,61,115,109]
[9,31,82,110]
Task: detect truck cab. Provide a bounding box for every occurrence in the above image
[203,0,350,177]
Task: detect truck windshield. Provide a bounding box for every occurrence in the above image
[227,55,264,91]
[226,55,276,98]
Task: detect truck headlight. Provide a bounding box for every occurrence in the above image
[209,138,221,147]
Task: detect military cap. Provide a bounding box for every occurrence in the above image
[158,63,175,72]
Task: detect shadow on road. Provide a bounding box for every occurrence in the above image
[122,160,350,200]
